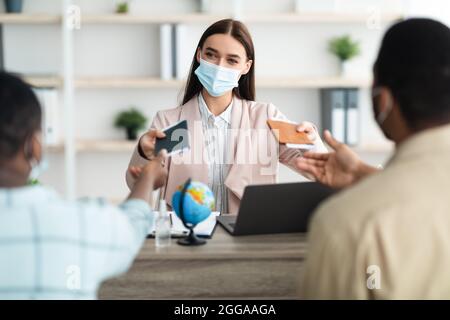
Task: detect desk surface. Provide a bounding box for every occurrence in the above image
[99,226,307,299]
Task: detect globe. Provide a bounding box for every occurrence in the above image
[172,180,215,226]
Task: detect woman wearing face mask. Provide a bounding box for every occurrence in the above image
[126,19,327,214]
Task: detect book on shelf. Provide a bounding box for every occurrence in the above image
[346,88,359,145]
[159,23,174,80]
[320,88,359,146]
[174,24,190,80]
[33,88,61,147]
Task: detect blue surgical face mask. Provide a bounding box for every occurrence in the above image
[29,156,48,181]
[25,134,48,181]
[194,57,241,97]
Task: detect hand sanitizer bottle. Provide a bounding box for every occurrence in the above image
[155,199,171,248]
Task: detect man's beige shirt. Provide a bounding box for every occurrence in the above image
[302,124,450,299]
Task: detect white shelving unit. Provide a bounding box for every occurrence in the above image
[61,0,76,200]
[0,13,61,23]
[74,76,182,89]
[24,75,62,87]
[42,140,136,153]
[76,139,136,152]
[2,0,402,199]
[24,75,373,89]
[79,12,402,24]
[0,12,402,24]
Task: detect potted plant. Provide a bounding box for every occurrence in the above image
[115,1,129,14]
[328,35,360,77]
[115,108,147,140]
[4,0,23,13]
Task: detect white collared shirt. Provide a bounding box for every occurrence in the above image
[0,185,153,299]
[198,93,232,214]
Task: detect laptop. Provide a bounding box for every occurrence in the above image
[217,182,336,236]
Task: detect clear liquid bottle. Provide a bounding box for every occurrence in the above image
[155,199,171,248]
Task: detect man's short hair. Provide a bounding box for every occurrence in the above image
[374,18,450,129]
[0,72,42,161]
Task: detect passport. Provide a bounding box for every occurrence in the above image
[267,119,315,150]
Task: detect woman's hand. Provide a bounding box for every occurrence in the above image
[138,129,166,160]
[295,130,377,189]
[296,121,318,142]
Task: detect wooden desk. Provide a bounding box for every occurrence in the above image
[99,226,307,299]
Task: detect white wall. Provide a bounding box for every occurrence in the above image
[406,0,450,26]
[5,0,438,201]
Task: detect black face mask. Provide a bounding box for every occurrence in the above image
[372,87,393,140]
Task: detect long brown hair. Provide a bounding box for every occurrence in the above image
[181,19,255,105]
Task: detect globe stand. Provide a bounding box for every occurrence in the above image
[176,178,208,246]
[177,227,206,246]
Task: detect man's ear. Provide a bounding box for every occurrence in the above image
[23,138,33,161]
[377,87,394,114]
[29,131,43,162]
[241,59,253,75]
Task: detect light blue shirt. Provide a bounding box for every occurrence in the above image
[0,185,153,299]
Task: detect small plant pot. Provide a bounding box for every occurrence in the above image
[4,0,23,13]
[339,60,351,78]
[126,128,138,141]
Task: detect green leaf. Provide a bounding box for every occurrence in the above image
[116,2,129,14]
[114,107,147,131]
[328,35,360,62]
